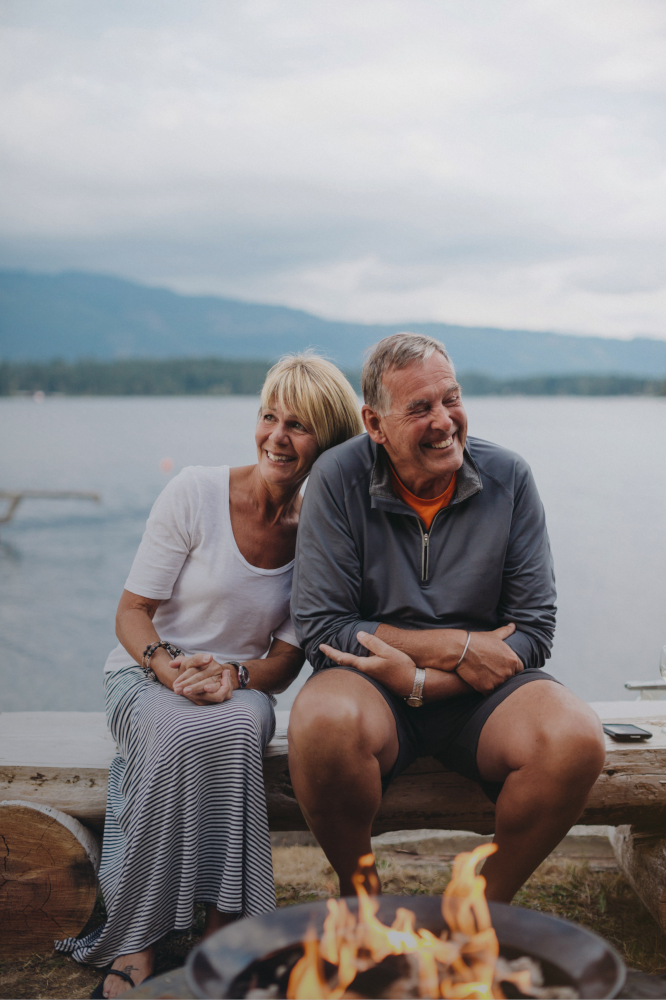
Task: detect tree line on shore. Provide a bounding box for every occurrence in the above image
[1,357,665,397]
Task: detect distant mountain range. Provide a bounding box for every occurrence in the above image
[2,269,666,377]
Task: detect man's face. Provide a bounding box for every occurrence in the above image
[363,353,467,492]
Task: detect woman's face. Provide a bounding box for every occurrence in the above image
[255,400,320,487]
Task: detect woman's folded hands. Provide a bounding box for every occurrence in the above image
[171,652,236,705]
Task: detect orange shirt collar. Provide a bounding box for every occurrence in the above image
[389,464,457,530]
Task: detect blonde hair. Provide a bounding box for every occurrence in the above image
[260,352,363,451]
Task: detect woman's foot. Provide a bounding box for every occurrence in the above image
[203,904,239,939]
[102,947,154,998]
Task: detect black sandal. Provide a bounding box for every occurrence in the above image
[90,968,135,998]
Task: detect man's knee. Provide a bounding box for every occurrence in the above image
[480,681,606,786]
[289,671,398,774]
[289,677,365,750]
[530,689,606,784]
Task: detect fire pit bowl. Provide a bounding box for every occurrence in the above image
[185,896,625,999]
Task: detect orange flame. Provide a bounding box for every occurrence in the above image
[286,926,330,1000]
[286,842,520,1000]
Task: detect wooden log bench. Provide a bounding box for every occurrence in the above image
[2,701,666,955]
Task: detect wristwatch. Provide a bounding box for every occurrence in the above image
[405,667,426,708]
[226,660,250,689]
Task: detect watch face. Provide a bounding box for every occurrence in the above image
[406,696,423,708]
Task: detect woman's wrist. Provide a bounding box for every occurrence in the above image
[150,647,178,687]
[225,664,241,690]
[225,661,248,690]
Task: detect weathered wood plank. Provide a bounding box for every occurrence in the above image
[262,701,666,834]
[3,702,666,834]
[0,767,110,830]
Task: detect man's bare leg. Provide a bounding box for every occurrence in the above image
[288,670,399,896]
[476,681,606,902]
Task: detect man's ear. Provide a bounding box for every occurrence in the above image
[362,405,387,445]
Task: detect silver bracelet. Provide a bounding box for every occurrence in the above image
[455,632,471,670]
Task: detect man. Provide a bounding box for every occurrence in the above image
[289,332,605,902]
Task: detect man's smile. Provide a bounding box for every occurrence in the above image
[422,434,455,450]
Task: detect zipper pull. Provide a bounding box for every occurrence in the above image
[421,531,430,581]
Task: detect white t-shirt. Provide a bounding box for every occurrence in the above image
[104,465,299,673]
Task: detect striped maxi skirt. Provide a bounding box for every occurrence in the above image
[56,665,277,966]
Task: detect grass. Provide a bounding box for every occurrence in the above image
[514,860,666,976]
[0,898,208,1000]
[1,848,665,998]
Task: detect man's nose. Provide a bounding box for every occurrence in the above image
[431,402,454,431]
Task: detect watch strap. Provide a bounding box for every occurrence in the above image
[405,666,426,707]
[226,660,249,689]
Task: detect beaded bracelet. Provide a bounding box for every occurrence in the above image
[141,641,161,670]
[141,640,183,674]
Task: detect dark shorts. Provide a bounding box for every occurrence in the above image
[319,666,560,803]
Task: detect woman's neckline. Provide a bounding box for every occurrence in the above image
[223,465,296,574]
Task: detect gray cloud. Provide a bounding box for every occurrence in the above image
[1,0,666,336]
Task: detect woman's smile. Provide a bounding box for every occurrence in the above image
[264,449,296,464]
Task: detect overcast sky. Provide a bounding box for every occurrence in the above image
[1,0,666,338]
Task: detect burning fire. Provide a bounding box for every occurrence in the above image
[286,844,535,1000]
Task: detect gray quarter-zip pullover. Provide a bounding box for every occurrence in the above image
[291,433,556,672]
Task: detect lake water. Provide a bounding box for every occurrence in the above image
[1,395,665,712]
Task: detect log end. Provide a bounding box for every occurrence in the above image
[0,800,99,958]
[609,824,666,931]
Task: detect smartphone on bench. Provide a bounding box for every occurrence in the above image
[602,723,652,741]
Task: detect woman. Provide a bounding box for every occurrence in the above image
[57,354,362,999]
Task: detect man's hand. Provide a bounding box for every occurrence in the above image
[319,631,416,698]
[455,624,523,695]
[171,652,236,705]
[320,624,524,699]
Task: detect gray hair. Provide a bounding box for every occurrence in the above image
[361,332,452,415]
